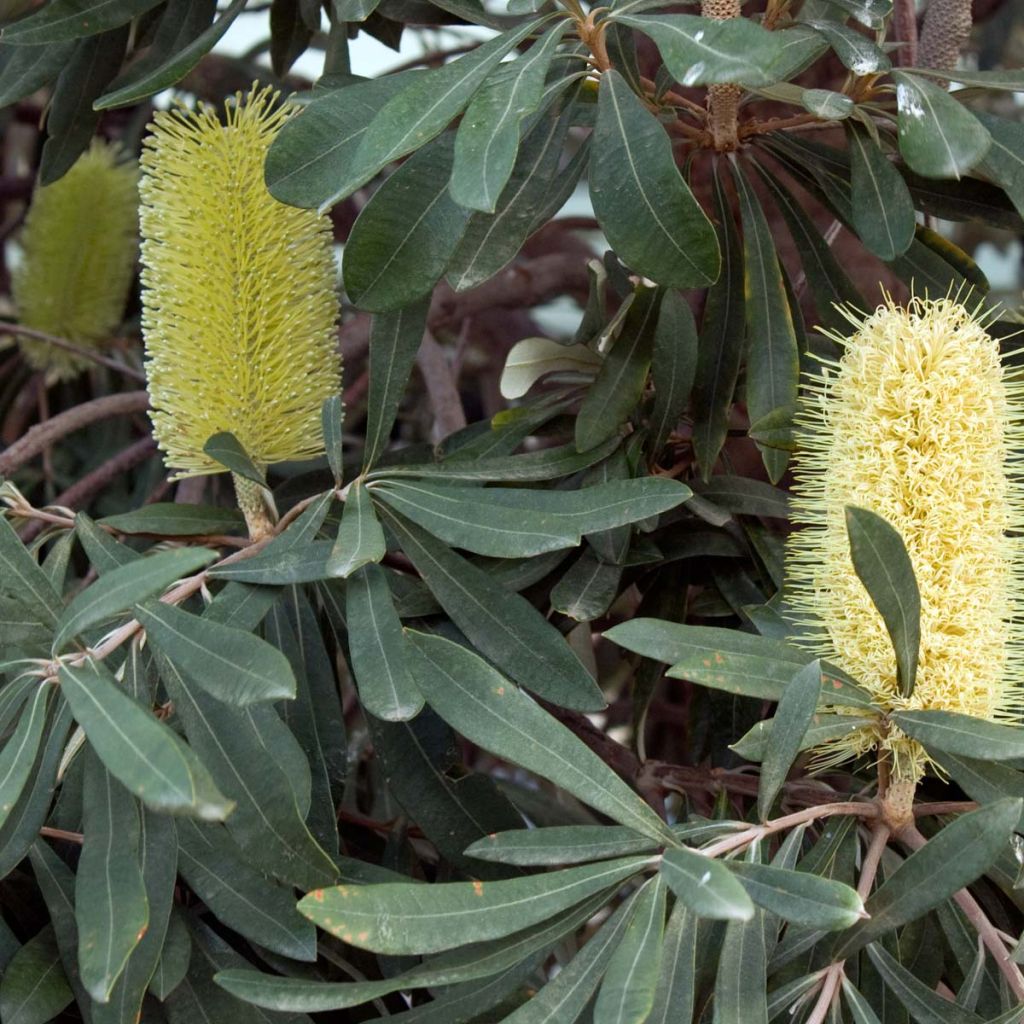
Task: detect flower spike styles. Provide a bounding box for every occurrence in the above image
[787,296,1024,782]
[13,141,138,380]
[140,85,341,479]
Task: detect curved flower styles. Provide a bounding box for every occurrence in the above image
[140,85,341,478]
[14,142,138,379]
[787,297,1024,780]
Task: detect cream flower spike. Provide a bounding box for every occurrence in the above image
[13,141,138,380]
[140,84,341,482]
[786,295,1024,783]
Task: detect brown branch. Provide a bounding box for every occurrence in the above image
[417,332,467,441]
[0,323,145,382]
[0,391,150,476]
[893,0,919,66]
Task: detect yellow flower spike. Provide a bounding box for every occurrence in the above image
[13,141,138,380]
[140,84,341,480]
[786,296,1024,782]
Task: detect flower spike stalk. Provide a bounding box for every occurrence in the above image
[13,142,138,380]
[787,296,1024,784]
[139,84,341,515]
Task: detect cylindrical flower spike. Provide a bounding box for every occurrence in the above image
[787,296,1024,782]
[13,141,138,379]
[140,85,341,480]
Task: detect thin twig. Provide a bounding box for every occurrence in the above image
[0,323,145,382]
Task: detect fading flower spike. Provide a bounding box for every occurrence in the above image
[13,141,138,380]
[787,296,1024,782]
[140,84,341,479]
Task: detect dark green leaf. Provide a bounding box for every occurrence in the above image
[845,505,920,697]
[841,978,884,1024]
[0,927,73,1024]
[731,712,876,762]
[59,659,232,820]
[321,394,344,486]
[847,121,915,260]
[2,0,162,44]
[805,19,888,73]
[100,505,244,537]
[148,907,190,1000]
[728,861,864,930]
[690,475,789,518]
[714,909,769,1024]
[550,549,623,622]
[75,511,140,573]
[866,943,983,1024]
[0,40,76,105]
[202,432,265,484]
[465,825,659,866]
[136,600,295,705]
[650,289,698,456]
[660,844,755,920]
[590,70,719,288]
[0,685,49,830]
[648,901,697,1024]
[976,112,1024,222]
[0,514,61,624]
[327,481,387,577]
[894,710,1024,761]
[933,752,1024,828]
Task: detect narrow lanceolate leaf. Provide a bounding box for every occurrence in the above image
[346,564,424,720]
[732,160,798,484]
[58,659,232,820]
[99,504,245,537]
[135,600,294,706]
[1,0,163,44]
[893,71,991,179]
[727,862,864,931]
[832,799,1022,959]
[52,547,216,653]
[321,394,344,486]
[660,845,755,921]
[976,113,1024,221]
[408,631,675,844]
[0,514,62,624]
[0,686,49,829]
[0,926,73,1024]
[379,508,605,711]
[758,661,822,820]
[866,944,983,1024]
[590,70,719,288]
[930,753,1024,827]
[648,901,697,1024]
[327,481,387,577]
[841,978,884,1024]
[594,875,667,1024]
[650,289,698,456]
[692,165,744,479]
[465,825,659,866]
[0,40,76,107]
[201,431,265,484]
[343,133,471,312]
[299,855,650,954]
[337,19,545,205]
[731,713,876,762]
[577,286,661,452]
[847,122,915,260]
[550,550,623,623]
[450,23,567,212]
[501,896,638,1024]
[893,710,1024,761]
[714,911,769,1024]
[845,505,920,697]
[76,753,149,1003]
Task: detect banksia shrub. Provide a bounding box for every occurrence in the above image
[787,297,1024,781]
[13,141,138,379]
[140,85,341,479]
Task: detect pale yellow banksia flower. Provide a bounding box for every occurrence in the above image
[787,296,1024,781]
[13,141,138,379]
[140,85,341,478]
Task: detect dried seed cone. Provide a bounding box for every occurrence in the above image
[140,85,341,478]
[13,141,138,379]
[787,297,1024,780]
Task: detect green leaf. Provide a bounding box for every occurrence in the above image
[660,844,754,920]
[379,507,604,710]
[893,72,991,179]
[346,564,424,720]
[758,660,822,820]
[847,122,916,260]
[845,505,920,697]
[335,19,545,205]
[841,978,884,1024]
[135,600,295,706]
[148,907,190,1000]
[53,547,215,653]
[805,19,888,74]
[93,0,245,109]
[1,0,162,44]
[577,285,661,452]
[866,943,983,1024]
[203,581,280,631]
[407,630,675,843]
[465,825,659,866]
[201,432,265,484]
[932,752,1024,828]
[732,160,798,483]
[594,875,666,1024]
[156,654,337,889]
[648,901,697,1024]
[691,165,744,479]
[833,799,1022,959]
[909,67,1024,92]
[0,514,61,625]
[265,72,417,209]
[299,855,649,953]
[650,289,698,456]
[450,23,567,212]
[59,659,232,820]
[75,511,140,573]
[175,819,317,961]
[0,926,73,1024]
[551,549,623,622]
[714,909,769,1024]
[0,40,76,106]
[321,394,344,486]
[0,685,49,830]
[976,112,1024,222]
[800,87,855,119]
[327,481,387,577]
[344,133,471,312]
[893,710,1024,761]
[500,337,603,400]
[99,504,244,537]
[614,14,789,86]
[590,70,719,288]
[731,713,876,762]
[76,752,149,1002]
[690,475,789,518]
[727,861,864,930]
